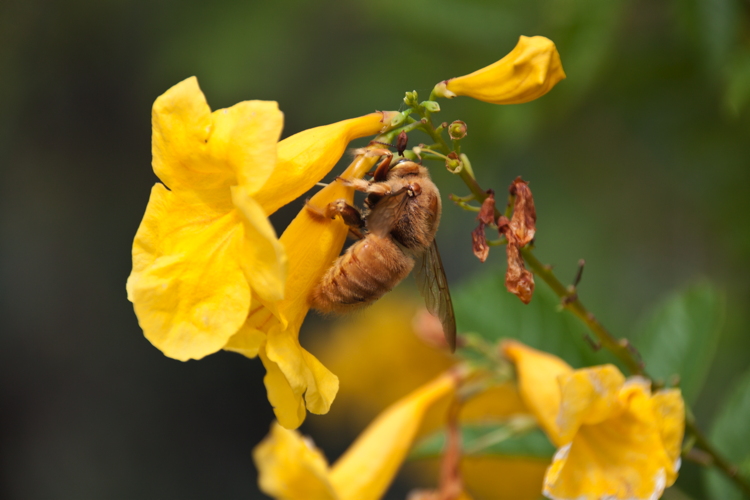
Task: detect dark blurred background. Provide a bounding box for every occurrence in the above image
[2,0,749,498]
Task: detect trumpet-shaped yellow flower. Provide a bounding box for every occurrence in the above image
[253,372,459,500]
[126,76,286,361]
[503,341,685,500]
[432,36,566,105]
[127,76,395,424]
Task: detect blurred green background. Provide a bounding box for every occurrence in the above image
[2,0,750,498]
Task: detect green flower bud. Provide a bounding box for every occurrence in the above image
[420,101,441,113]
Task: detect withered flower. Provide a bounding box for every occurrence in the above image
[471,190,496,263]
[498,178,536,304]
[508,177,536,246]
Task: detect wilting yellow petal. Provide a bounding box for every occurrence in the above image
[256,112,397,215]
[555,365,627,444]
[502,340,572,445]
[127,184,250,361]
[231,186,287,302]
[433,36,566,105]
[329,372,458,500]
[545,379,681,500]
[253,422,338,500]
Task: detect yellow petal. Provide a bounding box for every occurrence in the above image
[502,340,573,445]
[433,36,566,105]
[208,100,283,195]
[265,327,339,417]
[231,186,287,302]
[460,382,528,421]
[222,319,265,358]
[151,77,221,197]
[253,422,338,500]
[651,388,685,472]
[555,365,627,444]
[151,77,283,201]
[260,346,307,430]
[543,379,679,500]
[126,184,250,361]
[329,372,458,500]
[256,112,395,215]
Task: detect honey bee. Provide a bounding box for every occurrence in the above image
[308,148,457,351]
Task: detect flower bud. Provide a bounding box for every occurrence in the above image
[448,120,467,140]
[420,100,441,113]
[432,36,566,105]
[404,90,419,107]
[445,152,462,173]
[389,111,407,128]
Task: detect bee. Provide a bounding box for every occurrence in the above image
[308,148,457,351]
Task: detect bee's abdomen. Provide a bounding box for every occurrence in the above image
[311,234,414,314]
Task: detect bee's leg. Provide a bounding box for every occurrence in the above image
[306,198,365,228]
[336,177,395,197]
[347,227,365,240]
[330,200,365,229]
[372,152,394,181]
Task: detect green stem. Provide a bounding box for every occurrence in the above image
[439,113,750,496]
[685,409,750,498]
[521,249,644,375]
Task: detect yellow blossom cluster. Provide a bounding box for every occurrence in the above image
[127,35,567,430]
[127,32,688,500]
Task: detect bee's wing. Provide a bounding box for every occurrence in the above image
[415,239,457,352]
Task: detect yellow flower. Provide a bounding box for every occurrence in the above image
[503,341,685,500]
[253,372,458,500]
[309,297,549,500]
[432,35,566,105]
[127,76,395,426]
[126,76,285,362]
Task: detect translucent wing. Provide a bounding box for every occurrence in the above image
[415,239,457,352]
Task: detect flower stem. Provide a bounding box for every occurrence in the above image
[520,249,644,375]
[685,408,750,498]
[436,112,750,495]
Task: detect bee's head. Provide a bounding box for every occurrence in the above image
[388,160,428,179]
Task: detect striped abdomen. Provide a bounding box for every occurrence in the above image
[311,233,414,314]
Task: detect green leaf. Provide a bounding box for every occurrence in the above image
[453,267,614,368]
[633,281,725,403]
[704,367,750,500]
[410,422,555,461]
